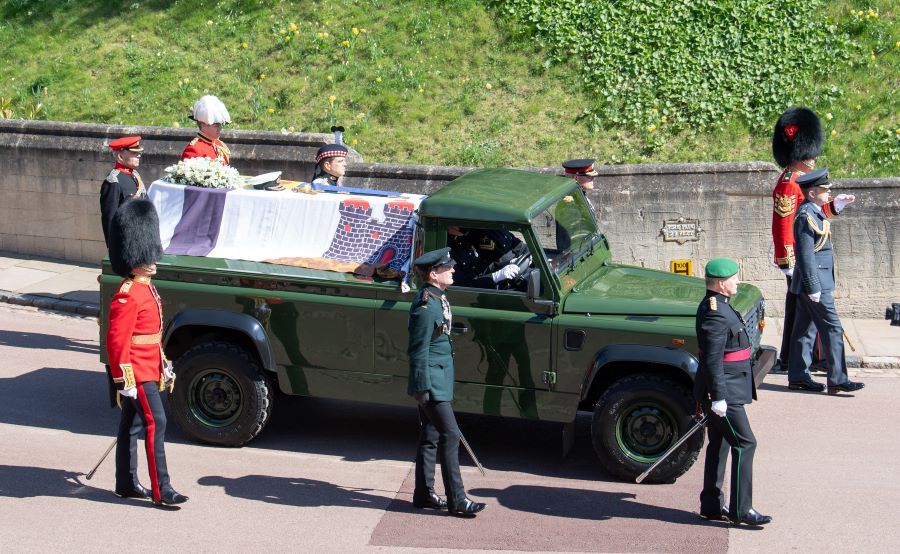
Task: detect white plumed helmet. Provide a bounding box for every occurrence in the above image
[191,95,231,125]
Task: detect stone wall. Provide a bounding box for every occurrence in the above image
[1,120,898,317]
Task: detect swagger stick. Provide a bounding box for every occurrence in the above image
[635,414,708,484]
[459,433,486,476]
[85,438,118,480]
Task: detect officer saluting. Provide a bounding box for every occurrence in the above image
[787,169,864,395]
[695,258,771,526]
[106,199,187,506]
[182,95,232,164]
[100,136,147,247]
[408,247,486,517]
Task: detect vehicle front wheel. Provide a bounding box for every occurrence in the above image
[591,374,702,483]
[171,341,273,446]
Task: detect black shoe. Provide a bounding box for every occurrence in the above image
[827,381,865,395]
[412,489,448,510]
[114,483,151,499]
[700,505,729,521]
[770,360,788,374]
[448,497,486,517]
[730,508,772,525]
[153,487,189,505]
[788,378,825,392]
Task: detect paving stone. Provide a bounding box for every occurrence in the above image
[0,266,56,291]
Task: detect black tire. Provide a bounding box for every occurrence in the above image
[171,341,274,446]
[591,374,702,484]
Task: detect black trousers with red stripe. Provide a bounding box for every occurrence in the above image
[115,381,170,501]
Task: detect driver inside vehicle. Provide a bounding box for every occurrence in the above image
[447,226,529,290]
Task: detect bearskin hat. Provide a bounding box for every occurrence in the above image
[772,107,823,168]
[108,199,163,278]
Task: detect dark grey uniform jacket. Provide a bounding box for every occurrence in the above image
[790,200,835,295]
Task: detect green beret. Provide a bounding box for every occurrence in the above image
[413,247,454,269]
[705,258,739,278]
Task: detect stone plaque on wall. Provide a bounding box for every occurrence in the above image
[661,217,702,244]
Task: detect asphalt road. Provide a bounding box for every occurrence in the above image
[1,304,898,553]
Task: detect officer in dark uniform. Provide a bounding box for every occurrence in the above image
[695,258,771,526]
[770,108,855,374]
[100,136,147,247]
[407,247,486,517]
[106,199,187,506]
[787,169,865,395]
[562,158,598,213]
[446,227,526,289]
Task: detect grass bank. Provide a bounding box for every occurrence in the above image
[0,0,896,176]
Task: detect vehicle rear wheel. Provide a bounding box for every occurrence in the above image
[591,374,702,483]
[171,341,273,446]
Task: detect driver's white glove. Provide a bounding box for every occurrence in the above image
[780,267,794,277]
[491,263,520,283]
[119,386,138,399]
[808,291,821,303]
[710,400,727,417]
[833,194,855,213]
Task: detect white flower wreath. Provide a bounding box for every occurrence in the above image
[164,157,243,189]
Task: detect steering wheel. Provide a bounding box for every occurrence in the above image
[502,251,533,290]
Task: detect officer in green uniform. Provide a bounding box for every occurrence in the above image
[695,258,771,526]
[407,247,486,517]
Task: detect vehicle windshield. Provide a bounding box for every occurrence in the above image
[531,191,601,274]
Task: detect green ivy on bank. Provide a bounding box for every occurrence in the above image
[498,0,858,132]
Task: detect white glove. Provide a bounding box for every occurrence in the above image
[710,400,727,417]
[491,263,520,283]
[412,390,430,405]
[163,359,175,381]
[808,291,821,303]
[833,194,855,213]
[780,267,794,277]
[119,387,137,399]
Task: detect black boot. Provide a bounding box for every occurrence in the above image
[448,497,486,517]
[154,486,189,505]
[114,482,151,499]
[827,381,865,395]
[730,508,772,525]
[700,505,729,521]
[412,489,447,510]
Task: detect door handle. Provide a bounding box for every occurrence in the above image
[450,323,469,335]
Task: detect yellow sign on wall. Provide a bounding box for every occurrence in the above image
[670,259,693,276]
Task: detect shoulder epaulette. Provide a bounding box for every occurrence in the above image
[118,279,134,294]
[105,169,120,183]
[709,297,717,311]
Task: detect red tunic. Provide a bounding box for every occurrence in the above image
[771,163,835,268]
[106,276,164,387]
[181,133,231,165]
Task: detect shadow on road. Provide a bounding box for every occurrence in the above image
[0,329,99,354]
[0,464,155,508]
[0,367,627,484]
[468,484,702,525]
[198,474,392,509]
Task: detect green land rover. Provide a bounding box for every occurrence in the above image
[100,168,774,483]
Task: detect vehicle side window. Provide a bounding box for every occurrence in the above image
[446,226,531,292]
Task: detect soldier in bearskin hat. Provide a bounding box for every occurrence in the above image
[311,126,349,186]
[770,107,855,375]
[100,136,147,248]
[182,95,232,165]
[106,199,188,506]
